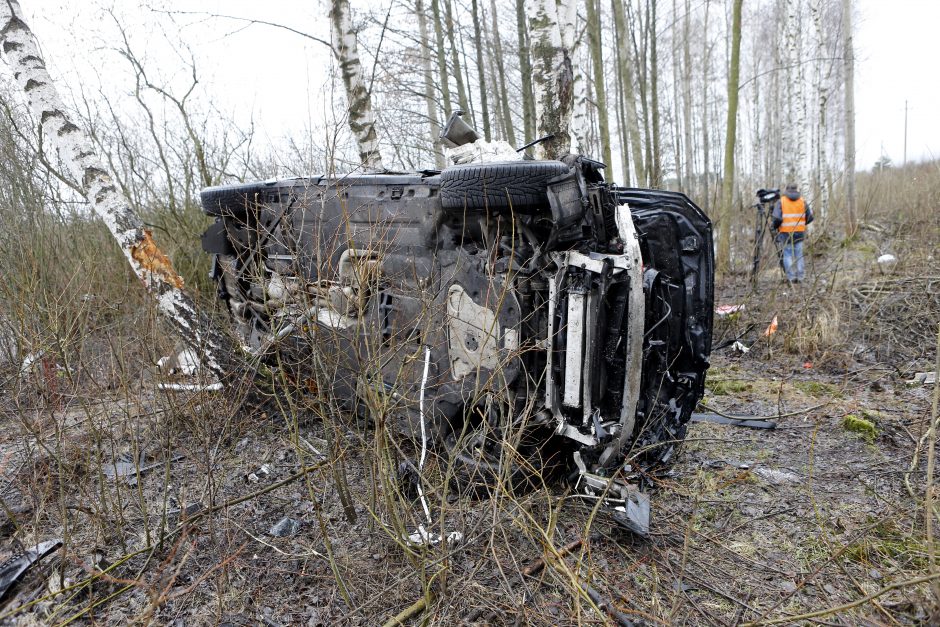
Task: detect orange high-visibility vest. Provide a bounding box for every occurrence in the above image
[779,197,807,233]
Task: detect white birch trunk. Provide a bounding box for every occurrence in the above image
[842,0,857,235]
[330,0,384,170]
[559,0,587,154]
[526,0,574,159]
[811,0,830,221]
[0,0,234,378]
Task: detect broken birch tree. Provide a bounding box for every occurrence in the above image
[525,0,574,159]
[0,0,235,378]
[330,0,384,169]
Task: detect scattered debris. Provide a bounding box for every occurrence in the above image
[803,361,813,369]
[753,467,801,485]
[403,525,463,547]
[877,253,898,274]
[246,464,273,484]
[763,315,779,337]
[0,539,62,600]
[102,452,184,487]
[702,459,751,470]
[907,371,937,386]
[732,341,750,354]
[715,304,746,317]
[157,348,202,376]
[269,517,301,538]
[157,382,223,392]
[691,413,776,430]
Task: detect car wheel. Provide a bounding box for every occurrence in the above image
[439,160,569,212]
[200,182,269,217]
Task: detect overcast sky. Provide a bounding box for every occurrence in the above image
[11,0,940,173]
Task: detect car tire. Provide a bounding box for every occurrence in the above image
[200,182,268,217]
[439,160,570,212]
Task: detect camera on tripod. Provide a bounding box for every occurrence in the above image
[749,188,783,282]
[755,188,780,205]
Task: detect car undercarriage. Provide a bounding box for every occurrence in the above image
[199,150,713,535]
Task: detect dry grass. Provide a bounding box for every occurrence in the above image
[2,83,940,626]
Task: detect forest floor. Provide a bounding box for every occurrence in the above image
[0,200,938,625]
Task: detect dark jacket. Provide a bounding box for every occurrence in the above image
[772,190,814,241]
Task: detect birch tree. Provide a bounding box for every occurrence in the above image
[559,0,588,154]
[470,0,492,141]
[0,0,235,377]
[612,0,645,184]
[526,0,574,159]
[330,0,384,169]
[489,0,516,146]
[717,0,742,274]
[515,0,536,143]
[585,0,613,168]
[430,0,453,117]
[416,0,444,167]
[842,0,857,236]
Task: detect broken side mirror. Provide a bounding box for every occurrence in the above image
[440,110,479,148]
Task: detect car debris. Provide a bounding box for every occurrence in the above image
[0,539,62,601]
[245,464,273,484]
[269,517,301,538]
[715,304,745,317]
[907,371,937,386]
[763,315,779,337]
[102,452,184,487]
[690,412,776,430]
[198,114,713,535]
[876,253,898,274]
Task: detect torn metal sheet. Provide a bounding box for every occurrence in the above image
[102,452,184,487]
[908,372,937,385]
[0,539,62,600]
[691,413,776,430]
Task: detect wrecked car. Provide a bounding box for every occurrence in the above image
[198,122,713,535]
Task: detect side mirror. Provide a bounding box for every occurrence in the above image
[440,110,479,148]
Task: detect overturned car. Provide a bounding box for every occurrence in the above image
[199,137,713,535]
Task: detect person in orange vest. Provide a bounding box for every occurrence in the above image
[772,183,814,283]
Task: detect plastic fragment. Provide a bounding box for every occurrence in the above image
[0,539,62,600]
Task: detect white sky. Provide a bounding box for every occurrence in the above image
[10,0,940,173]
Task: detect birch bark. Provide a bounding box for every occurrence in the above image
[330,0,384,169]
[526,0,573,159]
[559,0,587,154]
[842,0,857,235]
[0,0,234,377]
[717,0,742,274]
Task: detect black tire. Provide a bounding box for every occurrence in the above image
[439,160,569,212]
[200,182,269,217]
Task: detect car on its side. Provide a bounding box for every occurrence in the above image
[199,134,713,535]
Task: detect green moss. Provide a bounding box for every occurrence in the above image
[706,378,752,396]
[842,414,878,442]
[794,381,842,398]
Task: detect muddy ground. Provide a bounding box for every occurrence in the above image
[0,227,938,625]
